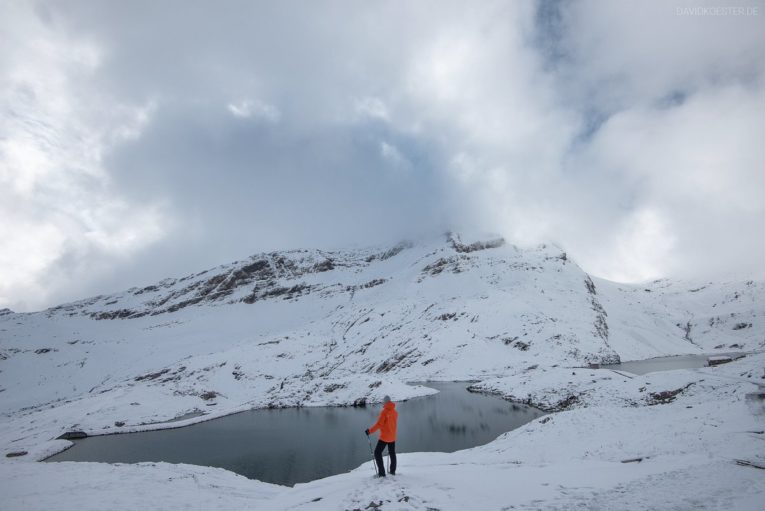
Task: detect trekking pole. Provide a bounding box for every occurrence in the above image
[365,433,377,475]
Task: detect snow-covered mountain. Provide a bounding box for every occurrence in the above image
[1,233,763,460]
[2,233,765,509]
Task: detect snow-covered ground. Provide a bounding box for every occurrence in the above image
[3,353,763,510]
[1,234,764,509]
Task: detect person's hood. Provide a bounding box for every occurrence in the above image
[383,401,395,410]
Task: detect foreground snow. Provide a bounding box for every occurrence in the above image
[2,353,763,510]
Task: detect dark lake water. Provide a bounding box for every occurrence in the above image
[603,353,746,375]
[46,382,544,486]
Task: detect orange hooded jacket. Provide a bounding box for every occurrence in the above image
[369,401,398,442]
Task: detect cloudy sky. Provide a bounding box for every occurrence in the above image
[1,0,764,311]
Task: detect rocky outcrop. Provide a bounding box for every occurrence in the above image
[57,431,88,440]
[447,233,505,253]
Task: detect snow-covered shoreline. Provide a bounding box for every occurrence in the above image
[3,376,440,464]
[3,353,763,510]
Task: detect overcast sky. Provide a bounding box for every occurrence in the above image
[1,0,764,311]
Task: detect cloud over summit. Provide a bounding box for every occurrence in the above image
[1,0,764,311]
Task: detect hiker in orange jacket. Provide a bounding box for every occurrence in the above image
[365,395,398,477]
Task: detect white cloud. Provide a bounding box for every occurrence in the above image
[411,0,765,283]
[227,99,281,122]
[544,2,765,282]
[379,141,411,171]
[594,208,677,283]
[0,2,167,310]
[354,97,390,121]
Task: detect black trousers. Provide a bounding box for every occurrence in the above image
[374,440,396,476]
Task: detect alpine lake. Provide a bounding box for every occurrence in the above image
[46,382,545,486]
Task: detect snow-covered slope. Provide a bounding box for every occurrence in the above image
[1,233,764,460]
[3,346,765,510]
[2,233,765,509]
[598,276,765,360]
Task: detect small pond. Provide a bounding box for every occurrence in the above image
[46,382,544,486]
[603,352,746,375]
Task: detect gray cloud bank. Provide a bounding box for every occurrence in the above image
[1,0,764,311]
